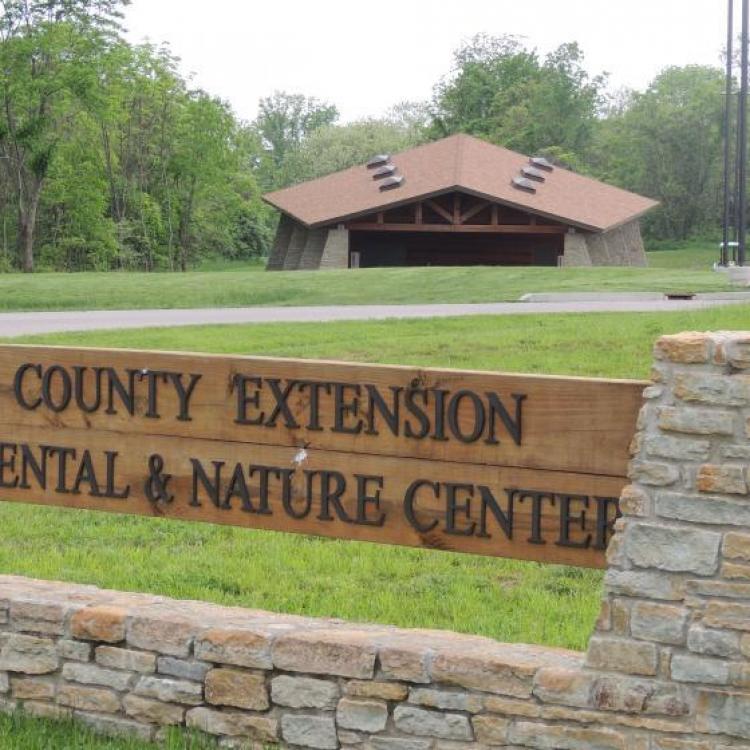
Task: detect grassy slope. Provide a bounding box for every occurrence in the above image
[0,243,727,311]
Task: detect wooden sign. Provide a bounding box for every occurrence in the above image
[0,346,646,568]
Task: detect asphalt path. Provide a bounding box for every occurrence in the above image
[0,297,748,337]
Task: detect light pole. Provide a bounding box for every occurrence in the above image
[738,0,749,267]
[723,0,734,267]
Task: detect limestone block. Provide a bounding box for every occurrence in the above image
[586,636,658,676]
[195,627,272,670]
[62,662,134,691]
[628,461,679,486]
[408,686,483,713]
[205,668,268,711]
[704,601,750,631]
[674,372,750,406]
[10,600,68,635]
[345,679,407,701]
[186,707,278,741]
[272,629,377,679]
[604,569,686,601]
[697,465,748,495]
[695,690,750,739]
[10,676,55,701]
[656,492,750,527]
[655,333,712,364]
[687,626,741,658]
[393,705,473,740]
[271,674,339,709]
[134,675,203,705]
[0,634,59,674]
[472,714,510,743]
[281,713,338,749]
[123,694,184,725]
[57,684,120,713]
[645,435,710,462]
[658,407,735,436]
[127,616,193,657]
[625,523,720,575]
[58,640,92,663]
[71,606,127,643]
[508,720,629,749]
[630,602,688,646]
[724,532,750,561]
[336,697,388,732]
[157,656,210,682]
[96,646,156,673]
[671,654,730,684]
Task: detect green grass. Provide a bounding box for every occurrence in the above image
[646,239,719,270]
[0,713,215,749]
[1,303,748,748]
[0,247,729,311]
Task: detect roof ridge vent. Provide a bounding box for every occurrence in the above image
[530,156,554,172]
[379,175,405,192]
[521,165,547,183]
[367,154,390,169]
[372,164,397,180]
[511,176,537,194]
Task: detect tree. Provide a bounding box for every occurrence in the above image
[254,91,338,187]
[430,34,605,163]
[0,0,127,271]
[279,117,426,185]
[591,66,725,239]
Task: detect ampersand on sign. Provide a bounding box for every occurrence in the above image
[144,454,174,506]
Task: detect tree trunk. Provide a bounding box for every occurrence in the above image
[18,185,41,273]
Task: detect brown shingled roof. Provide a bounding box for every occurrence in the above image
[263,134,658,232]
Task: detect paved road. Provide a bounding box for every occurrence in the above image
[0,297,748,337]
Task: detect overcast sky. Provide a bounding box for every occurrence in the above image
[124,0,728,123]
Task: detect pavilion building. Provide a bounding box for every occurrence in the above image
[263,134,657,270]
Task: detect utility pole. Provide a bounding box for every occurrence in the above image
[723,0,734,266]
[739,0,749,266]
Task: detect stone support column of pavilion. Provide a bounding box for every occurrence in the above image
[562,231,592,266]
[265,214,296,271]
[319,226,350,269]
[282,224,309,271]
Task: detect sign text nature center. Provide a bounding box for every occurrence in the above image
[0,346,644,568]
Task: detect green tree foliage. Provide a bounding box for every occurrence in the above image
[590,66,726,240]
[0,12,738,270]
[430,34,606,165]
[279,116,426,185]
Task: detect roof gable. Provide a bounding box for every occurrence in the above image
[263,134,658,232]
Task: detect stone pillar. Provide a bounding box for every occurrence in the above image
[585,220,648,267]
[561,232,592,267]
[282,225,308,271]
[265,214,295,271]
[585,330,750,741]
[320,226,349,270]
[298,228,329,271]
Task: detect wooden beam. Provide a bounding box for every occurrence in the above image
[415,202,423,225]
[460,201,490,224]
[348,223,567,234]
[425,199,454,224]
[491,204,499,226]
[453,193,461,224]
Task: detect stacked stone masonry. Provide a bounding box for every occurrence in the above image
[2,330,750,747]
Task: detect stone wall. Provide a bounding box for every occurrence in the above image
[2,331,750,748]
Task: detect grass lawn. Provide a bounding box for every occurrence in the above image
[0,714,215,749]
[0,242,728,311]
[1,303,747,747]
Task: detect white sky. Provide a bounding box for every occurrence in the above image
[124,0,728,123]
